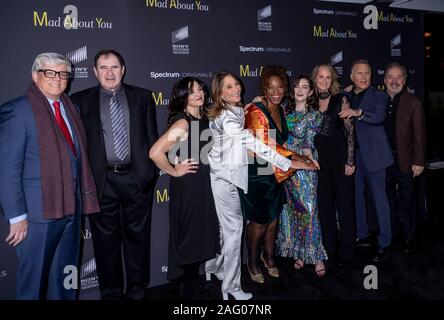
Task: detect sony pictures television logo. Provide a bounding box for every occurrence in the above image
[80,258,99,290]
[257,5,272,31]
[66,46,88,79]
[391,34,401,57]
[172,26,190,55]
[330,51,343,75]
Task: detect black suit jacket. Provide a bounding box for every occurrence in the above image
[71,84,159,201]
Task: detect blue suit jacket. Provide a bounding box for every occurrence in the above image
[353,86,393,172]
[0,96,80,223]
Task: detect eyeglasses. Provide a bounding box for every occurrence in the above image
[38,69,71,80]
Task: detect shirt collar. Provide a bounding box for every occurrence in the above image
[100,84,124,97]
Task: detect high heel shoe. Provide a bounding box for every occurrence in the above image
[222,289,253,300]
[260,254,279,278]
[247,262,264,284]
[205,272,224,281]
[294,259,304,270]
[314,261,326,278]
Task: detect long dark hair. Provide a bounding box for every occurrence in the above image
[167,77,210,127]
[286,75,315,115]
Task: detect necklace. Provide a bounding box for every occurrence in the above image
[318,91,331,100]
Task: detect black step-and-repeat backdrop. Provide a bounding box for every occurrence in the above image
[0,0,423,299]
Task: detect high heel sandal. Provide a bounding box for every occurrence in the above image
[260,254,279,278]
[247,262,264,284]
[314,261,326,278]
[222,289,253,300]
[294,259,304,270]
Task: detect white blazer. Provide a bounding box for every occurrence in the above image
[208,106,291,193]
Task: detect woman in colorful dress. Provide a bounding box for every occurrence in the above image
[276,75,328,277]
[240,65,303,284]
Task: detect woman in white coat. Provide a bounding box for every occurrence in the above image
[205,71,317,300]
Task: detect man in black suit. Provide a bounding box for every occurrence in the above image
[71,49,158,300]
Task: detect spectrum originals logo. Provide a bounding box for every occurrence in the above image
[33,5,113,30]
[145,0,209,11]
[257,5,272,32]
[150,71,213,79]
[239,46,291,54]
[391,34,401,57]
[66,46,88,79]
[172,26,190,55]
[313,8,357,17]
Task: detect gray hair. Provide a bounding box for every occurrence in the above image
[31,52,72,73]
[351,59,371,73]
[384,62,407,78]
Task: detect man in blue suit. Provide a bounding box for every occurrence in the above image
[0,52,99,299]
[340,59,393,262]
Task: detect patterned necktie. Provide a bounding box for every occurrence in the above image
[53,101,76,156]
[110,92,129,161]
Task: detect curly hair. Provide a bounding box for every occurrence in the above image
[260,65,289,96]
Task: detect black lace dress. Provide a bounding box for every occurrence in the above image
[314,93,356,262]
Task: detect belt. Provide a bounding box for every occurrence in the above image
[106,163,132,173]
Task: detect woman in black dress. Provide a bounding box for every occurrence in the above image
[149,77,219,296]
[311,64,356,265]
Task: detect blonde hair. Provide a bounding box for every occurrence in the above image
[311,63,340,96]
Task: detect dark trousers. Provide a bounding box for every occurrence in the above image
[386,162,415,240]
[316,135,356,261]
[89,169,154,300]
[355,151,392,248]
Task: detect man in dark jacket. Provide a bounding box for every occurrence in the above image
[383,62,426,253]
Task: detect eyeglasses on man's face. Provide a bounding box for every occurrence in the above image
[38,69,71,80]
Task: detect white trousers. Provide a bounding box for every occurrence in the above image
[205,173,244,293]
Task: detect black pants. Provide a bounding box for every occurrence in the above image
[89,169,154,300]
[386,162,415,241]
[316,134,356,261]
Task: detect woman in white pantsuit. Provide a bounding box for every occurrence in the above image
[205,72,317,300]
